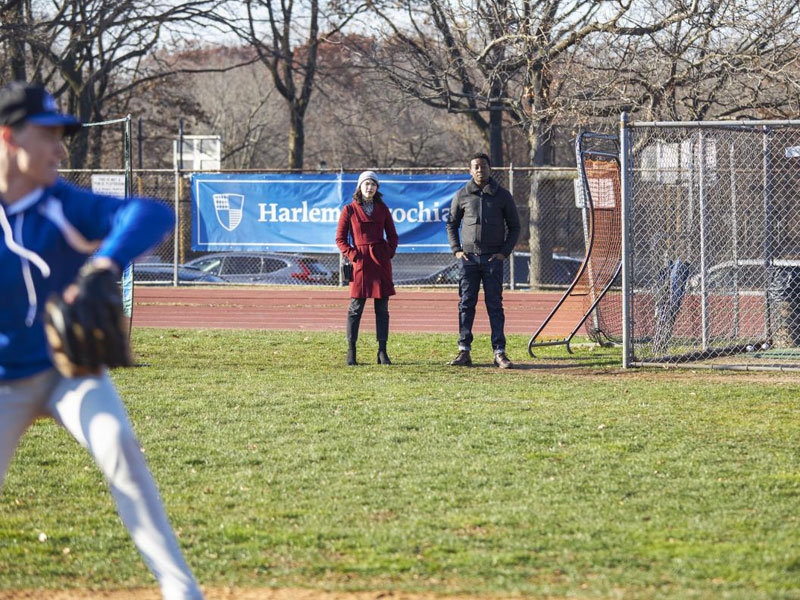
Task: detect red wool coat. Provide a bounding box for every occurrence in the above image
[336,200,399,298]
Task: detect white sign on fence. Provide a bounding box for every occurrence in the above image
[90,174,126,198]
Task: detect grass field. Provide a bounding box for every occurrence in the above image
[1,329,798,599]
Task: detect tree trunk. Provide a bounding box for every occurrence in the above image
[89,118,104,169]
[288,103,305,170]
[3,1,27,81]
[489,102,503,167]
[66,87,94,169]
[527,119,556,287]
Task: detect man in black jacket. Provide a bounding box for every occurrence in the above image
[446,152,520,368]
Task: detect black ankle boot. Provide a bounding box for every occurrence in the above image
[347,343,357,366]
[377,342,391,365]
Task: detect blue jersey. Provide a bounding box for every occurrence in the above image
[0,179,174,381]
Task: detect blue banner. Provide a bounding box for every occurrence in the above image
[191,173,470,252]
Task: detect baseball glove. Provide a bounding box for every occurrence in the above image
[44,263,133,377]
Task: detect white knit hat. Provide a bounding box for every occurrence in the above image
[357,170,379,188]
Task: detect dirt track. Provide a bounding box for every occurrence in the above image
[130,287,584,336]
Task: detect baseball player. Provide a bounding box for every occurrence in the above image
[0,82,203,599]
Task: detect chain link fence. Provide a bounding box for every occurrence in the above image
[622,119,800,369]
[60,166,584,289]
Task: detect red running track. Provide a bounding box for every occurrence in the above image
[132,287,585,336]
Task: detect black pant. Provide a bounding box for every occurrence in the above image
[457,254,506,352]
[346,297,389,343]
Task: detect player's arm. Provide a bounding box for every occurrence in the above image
[335,205,358,261]
[55,181,175,270]
[500,189,521,257]
[446,193,465,258]
[384,208,399,257]
[94,197,175,270]
[43,183,174,378]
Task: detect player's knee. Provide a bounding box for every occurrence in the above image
[88,415,142,481]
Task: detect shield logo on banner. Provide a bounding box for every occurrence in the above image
[213,193,245,232]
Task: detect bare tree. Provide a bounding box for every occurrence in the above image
[222,0,368,170]
[0,0,27,81]
[300,34,486,167]
[353,1,510,165]
[571,0,800,123]
[147,35,488,169]
[179,46,287,169]
[362,0,703,167]
[0,0,235,167]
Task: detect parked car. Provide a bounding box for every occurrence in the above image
[472,251,583,286]
[392,252,584,286]
[132,263,226,284]
[133,254,166,264]
[393,261,460,286]
[481,252,584,286]
[184,252,335,285]
[686,258,800,296]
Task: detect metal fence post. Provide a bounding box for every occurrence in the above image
[762,127,774,341]
[122,116,134,334]
[509,163,515,290]
[173,119,183,286]
[730,143,740,338]
[620,112,632,368]
[338,168,346,287]
[529,170,541,288]
[699,132,709,350]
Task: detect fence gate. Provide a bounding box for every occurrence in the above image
[621,116,800,370]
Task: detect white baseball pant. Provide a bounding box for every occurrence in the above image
[0,369,203,600]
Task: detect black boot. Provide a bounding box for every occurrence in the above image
[376,299,391,364]
[346,298,366,366]
[377,340,392,365]
[347,342,357,366]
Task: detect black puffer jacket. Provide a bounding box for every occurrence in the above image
[446,178,520,257]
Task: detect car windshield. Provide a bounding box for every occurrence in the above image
[193,258,223,274]
[262,258,288,274]
[300,259,325,273]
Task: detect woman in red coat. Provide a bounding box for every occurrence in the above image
[336,171,399,365]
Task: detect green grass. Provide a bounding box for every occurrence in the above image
[1,329,799,599]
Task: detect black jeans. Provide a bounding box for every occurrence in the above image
[457,254,505,352]
[346,297,389,343]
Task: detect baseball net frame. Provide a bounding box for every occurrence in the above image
[528,132,623,357]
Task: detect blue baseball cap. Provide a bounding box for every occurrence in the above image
[0,82,82,135]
